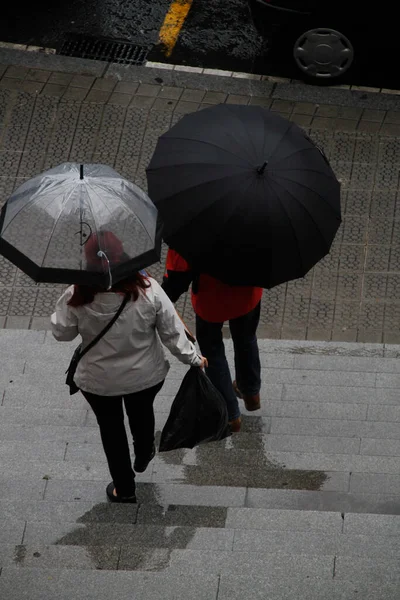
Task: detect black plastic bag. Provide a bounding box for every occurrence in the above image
[159,367,231,451]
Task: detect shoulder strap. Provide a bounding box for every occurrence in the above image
[79,293,130,360]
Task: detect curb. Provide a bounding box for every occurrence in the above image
[1,41,400,96]
[145,61,400,96]
[0,41,56,55]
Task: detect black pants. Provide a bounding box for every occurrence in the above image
[82,381,164,497]
[196,303,261,421]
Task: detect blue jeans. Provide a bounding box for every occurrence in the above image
[196,303,261,421]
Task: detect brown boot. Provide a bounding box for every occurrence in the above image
[233,381,261,412]
[229,416,242,433]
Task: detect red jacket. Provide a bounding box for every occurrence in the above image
[163,249,262,323]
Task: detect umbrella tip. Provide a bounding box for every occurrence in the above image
[257,161,268,175]
[80,165,84,180]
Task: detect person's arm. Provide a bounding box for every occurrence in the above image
[153,280,203,366]
[50,286,79,342]
[161,270,193,303]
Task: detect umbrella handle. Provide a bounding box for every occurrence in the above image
[97,250,113,290]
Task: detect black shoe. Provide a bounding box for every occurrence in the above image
[106,482,137,504]
[134,444,156,473]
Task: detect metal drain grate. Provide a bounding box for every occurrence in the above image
[59,34,151,65]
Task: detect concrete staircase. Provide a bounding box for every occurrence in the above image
[0,330,399,599]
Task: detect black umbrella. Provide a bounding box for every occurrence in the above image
[146,104,341,288]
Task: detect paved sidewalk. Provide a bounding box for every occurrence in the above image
[0,50,400,343]
[0,330,399,599]
[0,48,399,599]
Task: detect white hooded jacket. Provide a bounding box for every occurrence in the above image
[51,278,201,396]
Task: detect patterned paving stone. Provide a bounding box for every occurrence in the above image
[0,76,397,340]
[343,190,372,216]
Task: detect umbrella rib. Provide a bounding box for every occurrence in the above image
[221,171,264,233]
[3,179,73,231]
[85,181,153,246]
[272,174,340,215]
[157,171,250,212]
[148,161,249,170]
[224,104,262,164]
[84,182,120,258]
[209,171,256,234]
[274,182,333,251]
[272,167,334,176]
[85,181,114,220]
[270,146,317,167]
[268,180,307,272]
[157,136,254,167]
[40,184,79,269]
[84,181,122,242]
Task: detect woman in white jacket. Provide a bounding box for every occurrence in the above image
[51,246,206,504]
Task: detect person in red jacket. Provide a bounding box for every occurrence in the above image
[162,249,262,432]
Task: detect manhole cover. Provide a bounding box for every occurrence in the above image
[58,34,151,65]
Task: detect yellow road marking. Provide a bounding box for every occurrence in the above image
[159,0,193,57]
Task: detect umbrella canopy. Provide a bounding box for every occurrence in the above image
[0,163,161,287]
[146,104,341,288]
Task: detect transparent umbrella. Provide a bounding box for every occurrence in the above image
[0,163,162,288]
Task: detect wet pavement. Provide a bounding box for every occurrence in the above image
[0,330,400,598]
[3,1,400,88]
[0,45,399,598]
[152,0,267,75]
[0,55,400,342]
[0,39,399,598]
[4,1,171,48]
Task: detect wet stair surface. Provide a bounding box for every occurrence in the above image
[0,330,399,599]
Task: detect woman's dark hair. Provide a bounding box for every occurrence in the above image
[68,272,150,307]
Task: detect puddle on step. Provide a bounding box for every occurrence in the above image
[13,544,27,564]
[155,415,327,491]
[52,482,227,571]
[49,413,327,572]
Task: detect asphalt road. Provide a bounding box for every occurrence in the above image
[3,1,399,88]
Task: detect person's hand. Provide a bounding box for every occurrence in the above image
[199,356,208,369]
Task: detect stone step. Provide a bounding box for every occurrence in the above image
[0,566,218,600]
[17,526,400,561]
[3,374,400,420]
[1,531,400,574]
[1,475,400,515]
[0,500,226,527]
[0,425,365,457]
[1,329,400,598]
[219,574,400,600]
[1,515,400,565]
[2,330,399,367]
[24,352,400,387]
[22,522,235,551]
[0,503,348,532]
[4,357,400,412]
[1,565,399,600]
[245,486,400,515]
[2,505,399,556]
[47,432,400,462]
[11,342,400,386]
[33,331,399,359]
[4,329,389,360]
[2,498,400,531]
[0,446,350,492]
[7,545,398,587]
[164,441,400,473]
[163,548,400,583]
